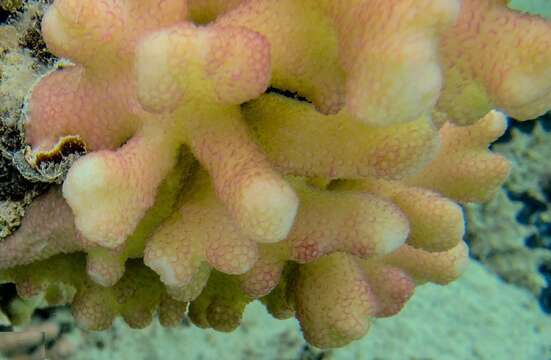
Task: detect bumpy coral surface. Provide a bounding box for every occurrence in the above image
[1,0,551,349]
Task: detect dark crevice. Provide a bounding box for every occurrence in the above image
[0,324,13,331]
[0,283,17,329]
[539,264,551,314]
[538,112,551,131]
[0,10,11,24]
[297,344,329,360]
[492,116,513,144]
[542,174,551,203]
[506,192,547,225]
[0,283,17,310]
[0,2,21,24]
[266,87,312,104]
[493,111,551,145]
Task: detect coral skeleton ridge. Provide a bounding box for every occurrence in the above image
[1,0,551,349]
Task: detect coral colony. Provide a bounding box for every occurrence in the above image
[1,0,551,348]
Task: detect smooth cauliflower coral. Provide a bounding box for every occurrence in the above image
[1,0,550,349]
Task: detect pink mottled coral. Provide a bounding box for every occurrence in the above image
[0,188,81,269]
[144,170,259,289]
[1,0,551,350]
[407,110,511,202]
[329,0,460,125]
[439,0,551,124]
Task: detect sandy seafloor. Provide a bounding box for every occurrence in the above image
[58,260,549,360]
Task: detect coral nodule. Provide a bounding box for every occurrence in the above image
[1,0,551,349]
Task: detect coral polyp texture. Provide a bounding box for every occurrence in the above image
[1,0,551,349]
